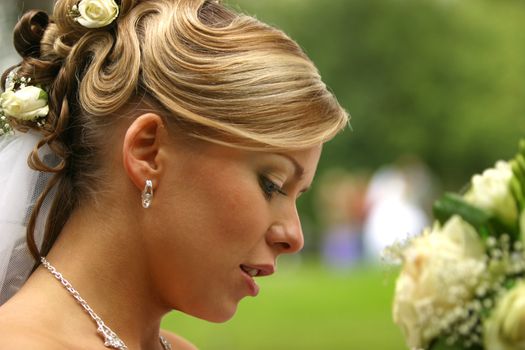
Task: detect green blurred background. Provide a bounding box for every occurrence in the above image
[2,0,525,348]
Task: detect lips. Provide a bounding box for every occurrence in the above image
[239,264,275,297]
[240,264,275,277]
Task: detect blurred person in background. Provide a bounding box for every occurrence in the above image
[362,157,435,262]
[317,170,367,269]
[0,0,348,348]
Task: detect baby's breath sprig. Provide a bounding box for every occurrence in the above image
[430,234,525,350]
[0,114,14,136]
[0,70,17,136]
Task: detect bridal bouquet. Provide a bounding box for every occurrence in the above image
[388,141,525,350]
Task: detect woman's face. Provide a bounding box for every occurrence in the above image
[144,138,322,322]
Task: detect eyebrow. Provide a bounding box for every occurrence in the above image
[276,153,305,179]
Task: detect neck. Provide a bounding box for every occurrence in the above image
[33,201,167,349]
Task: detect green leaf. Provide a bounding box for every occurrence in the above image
[433,193,519,240]
[516,155,525,178]
[433,193,491,228]
[511,159,525,186]
[511,145,525,214]
[510,174,524,212]
[38,89,48,101]
[512,157,525,198]
[519,139,525,158]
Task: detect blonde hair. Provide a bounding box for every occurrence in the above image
[3,0,348,259]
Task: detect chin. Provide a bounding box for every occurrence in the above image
[185,303,238,323]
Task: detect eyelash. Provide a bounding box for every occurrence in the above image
[259,175,287,200]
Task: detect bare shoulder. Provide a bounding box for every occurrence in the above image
[0,305,73,350]
[0,323,70,350]
[161,329,199,350]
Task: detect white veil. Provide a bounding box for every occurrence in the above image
[0,130,56,304]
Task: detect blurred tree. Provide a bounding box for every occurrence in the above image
[231,0,525,186]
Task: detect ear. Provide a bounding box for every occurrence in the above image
[122,113,168,191]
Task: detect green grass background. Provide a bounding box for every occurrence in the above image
[161,261,406,349]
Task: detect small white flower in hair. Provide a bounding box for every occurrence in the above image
[0,85,49,121]
[72,0,119,29]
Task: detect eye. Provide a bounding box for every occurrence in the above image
[259,175,287,200]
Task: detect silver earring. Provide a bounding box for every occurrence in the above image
[141,180,153,208]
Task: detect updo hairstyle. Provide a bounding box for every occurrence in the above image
[1,0,349,261]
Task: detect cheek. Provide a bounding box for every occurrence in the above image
[144,163,270,304]
[190,171,268,247]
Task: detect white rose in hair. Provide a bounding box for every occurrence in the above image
[0,85,49,121]
[75,0,119,29]
[464,160,518,227]
[393,216,485,349]
[484,282,525,350]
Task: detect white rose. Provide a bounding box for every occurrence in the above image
[484,282,525,350]
[75,0,119,29]
[0,86,49,121]
[464,161,518,227]
[393,216,485,349]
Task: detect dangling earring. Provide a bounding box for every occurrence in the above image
[141,179,153,208]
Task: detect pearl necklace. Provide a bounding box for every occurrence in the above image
[40,257,172,350]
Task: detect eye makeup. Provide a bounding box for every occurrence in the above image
[258,175,287,200]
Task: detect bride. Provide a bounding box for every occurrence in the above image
[0,0,348,348]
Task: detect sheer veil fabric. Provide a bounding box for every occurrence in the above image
[0,130,56,304]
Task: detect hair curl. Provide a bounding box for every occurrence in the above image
[2,0,349,261]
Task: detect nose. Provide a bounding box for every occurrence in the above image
[266,206,304,254]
